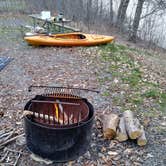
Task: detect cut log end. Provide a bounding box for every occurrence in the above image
[137,139,147,146]
[123,110,142,139]
[116,133,128,142]
[116,117,128,142]
[137,126,147,146]
[101,113,119,140]
[104,129,116,139]
[130,131,142,140]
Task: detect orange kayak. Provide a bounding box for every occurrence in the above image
[24,33,115,46]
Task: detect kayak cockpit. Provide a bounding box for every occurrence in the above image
[55,33,86,39]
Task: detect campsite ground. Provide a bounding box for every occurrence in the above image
[0,13,166,166]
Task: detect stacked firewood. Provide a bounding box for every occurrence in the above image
[100,110,147,146]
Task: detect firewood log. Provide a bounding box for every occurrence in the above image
[123,110,142,139]
[137,126,147,146]
[23,110,76,125]
[134,118,147,145]
[101,113,119,139]
[116,117,128,142]
[23,110,64,124]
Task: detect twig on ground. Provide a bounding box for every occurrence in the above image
[0,150,9,162]
[4,148,28,155]
[1,130,15,143]
[0,129,14,139]
[0,162,14,166]
[0,133,25,149]
[0,130,5,135]
[13,153,21,166]
[0,128,13,135]
[0,132,10,139]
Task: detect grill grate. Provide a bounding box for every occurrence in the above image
[25,95,90,127]
[28,85,99,99]
[26,86,99,127]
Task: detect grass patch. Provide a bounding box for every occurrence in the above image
[96,43,166,116]
[122,68,142,87]
[0,26,22,43]
[143,89,166,111]
[102,91,110,97]
[143,89,160,99]
[159,93,166,111]
[100,43,127,53]
[128,94,143,105]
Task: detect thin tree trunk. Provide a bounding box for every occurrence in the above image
[110,0,113,24]
[117,0,130,28]
[86,0,92,29]
[129,0,145,42]
[100,0,103,18]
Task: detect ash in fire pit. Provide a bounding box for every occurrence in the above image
[24,86,98,162]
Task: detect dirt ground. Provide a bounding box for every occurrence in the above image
[0,14,166,166]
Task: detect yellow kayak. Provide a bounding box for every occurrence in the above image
[24,33,115,46]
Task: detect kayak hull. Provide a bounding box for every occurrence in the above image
[24,33,114,47]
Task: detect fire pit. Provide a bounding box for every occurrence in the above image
[24,86,98,162]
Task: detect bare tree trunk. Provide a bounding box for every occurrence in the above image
[110,0,114,24]
[117,0,130,28]
[129,0,145,42]
[86,0,92,29]
[61,0,65,14]
[99,0,103,18]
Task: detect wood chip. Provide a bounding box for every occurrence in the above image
[108,151,118,156]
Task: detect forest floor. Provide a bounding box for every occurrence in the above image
[0,13,166,166]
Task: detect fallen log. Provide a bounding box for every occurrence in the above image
[116,117,128,142]
[101,113,119,139]
[123,110,142,139]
